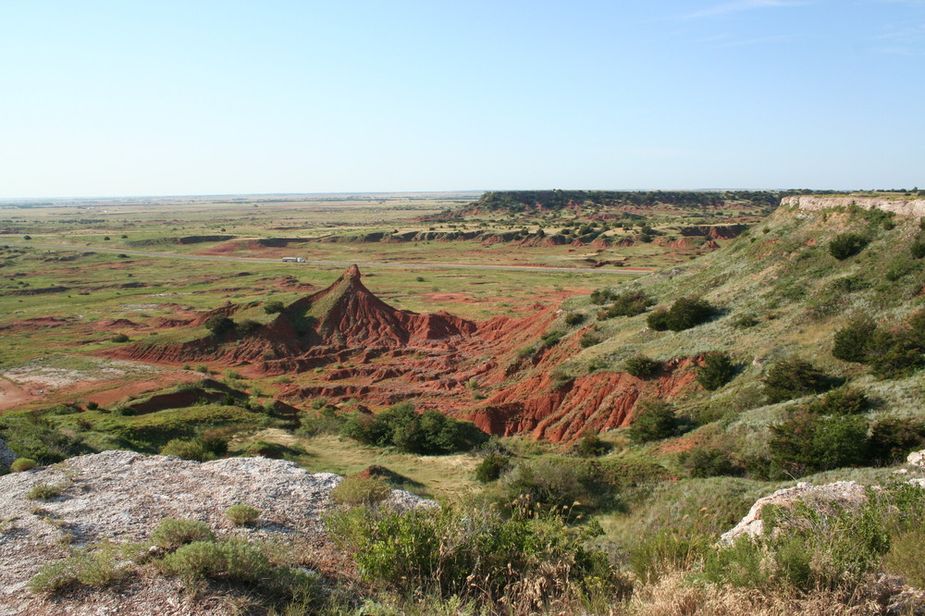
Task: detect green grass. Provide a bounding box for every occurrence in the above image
[245,432,480,500]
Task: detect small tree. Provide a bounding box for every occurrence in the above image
[805,387,869,415]
[832,316,875,363]
[564,311,585,326]
[911,240,925,259]
[646,309,672,331]
[474,452,511,483]
[684,448,741,478]
[628,401,679,443]
[624,355,662,379]
[763,358,837,403]
[697,352,736,390]
[769,411,868,478]
[572,434,612,457]
[263,300,285,314]
[868,417,925,466]
[204,315,235,336]
[828,233,869,260]
[647,298,717,331]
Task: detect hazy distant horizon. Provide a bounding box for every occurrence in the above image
[3,186,924,205]
[8,186,925,205]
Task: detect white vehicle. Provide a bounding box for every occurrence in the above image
[281,256,305,263]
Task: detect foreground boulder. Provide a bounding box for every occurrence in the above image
[0,450,429,615]
[720,480,868,545]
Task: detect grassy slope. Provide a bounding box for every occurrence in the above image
[560,202,924,413]
[546,203,925,547]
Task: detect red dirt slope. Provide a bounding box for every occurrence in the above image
[111,265,701,442]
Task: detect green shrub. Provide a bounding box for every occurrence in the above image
[264,300,285,314]
[683,448,741,478]
[0,414,87,464]
[29,545,129,594]
[646,309,671,331]
[768,411,869,478]
[647,297,717,331]
[341,404,487,454]
[331,476,391,507]
[203,315,235,336]
[198,430,230,457]
[885,257,917,281]
[572,434,612,457]
[832,316,876,363]
[624,354,661,379]
[697,351,737,391]
[597,290,654,319]
[627,401,680,443]
[493,457,614,513]
[296,405,347,437]
[325,502,620,607]
[160,438,212,461]
[911,240,925,259]
[564,311,585,326]
[589,288,613,305]
[579,331,602,348]
[160,539,319,600]
[225,504,261,526]
[474,451,511,483]
[828,233,869,260]
[763,358,838,403]
[150,518,214,550]
[804,387,869,415]
[867,316,925,378]
[10,457,37,472]
[110,333,129,343]
[27,483,64,501]
[867,417,925,466]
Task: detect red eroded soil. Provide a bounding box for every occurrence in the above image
[105,265,701,442]
[0,316,77,333]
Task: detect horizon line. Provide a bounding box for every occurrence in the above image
[2,186,920,203]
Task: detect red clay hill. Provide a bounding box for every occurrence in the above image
[114,265,701,442]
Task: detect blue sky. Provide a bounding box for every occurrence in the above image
[1,1,923,197]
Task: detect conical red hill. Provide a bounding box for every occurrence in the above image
[276,265,476,349]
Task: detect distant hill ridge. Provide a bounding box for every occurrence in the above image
[464,190,784,213]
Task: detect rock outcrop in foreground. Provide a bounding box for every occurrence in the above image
[719,480,868,545]
[784,195,925,218]
[0,451,429,616]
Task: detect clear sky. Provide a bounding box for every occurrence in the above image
[1,1,923,197]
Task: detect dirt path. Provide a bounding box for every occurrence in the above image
[8,239,653,276]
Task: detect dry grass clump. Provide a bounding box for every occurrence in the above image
[625,572,872,616]
[331,475,391,507]
[226,504,261,526]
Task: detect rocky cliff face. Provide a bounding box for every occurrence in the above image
[783,195,925,218]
